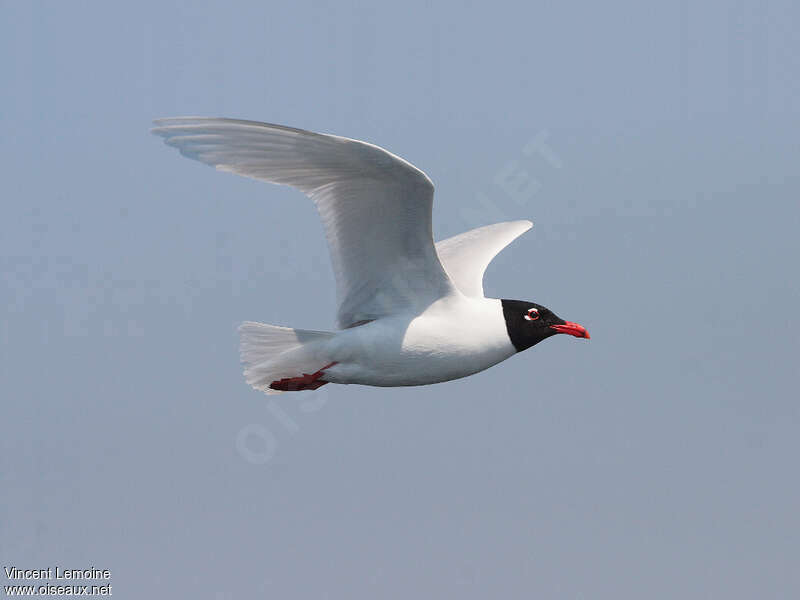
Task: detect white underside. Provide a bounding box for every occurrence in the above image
[311,296,516,387]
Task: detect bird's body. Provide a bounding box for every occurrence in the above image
[316,296,515,387]
[153,117,589,393]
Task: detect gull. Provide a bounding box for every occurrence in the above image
[152,117,589,393]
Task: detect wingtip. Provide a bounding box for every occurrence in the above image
[506,219,533,232]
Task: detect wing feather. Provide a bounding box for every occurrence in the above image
[435,220,533,297]
[152,117,458,327]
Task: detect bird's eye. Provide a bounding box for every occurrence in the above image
[524,308,540,321]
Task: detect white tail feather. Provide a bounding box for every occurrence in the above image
[239,321,335,394]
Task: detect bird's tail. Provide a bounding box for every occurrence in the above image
[238,321,336,394]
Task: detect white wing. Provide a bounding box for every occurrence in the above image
[152,117,459,328]
[435,220,533,297]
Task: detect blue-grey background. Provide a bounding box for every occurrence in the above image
[2,1,798,598]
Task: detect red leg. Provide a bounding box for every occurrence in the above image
[269,362,338,392]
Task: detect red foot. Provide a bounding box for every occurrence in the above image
[269,362,338,392]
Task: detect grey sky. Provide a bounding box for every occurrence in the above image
[2,1,798,598]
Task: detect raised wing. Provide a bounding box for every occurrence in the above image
[435,220,533,297]
[152,117,459,328]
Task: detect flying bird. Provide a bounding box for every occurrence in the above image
[152,117,589,393]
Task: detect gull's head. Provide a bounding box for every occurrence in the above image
[501,299,590,352]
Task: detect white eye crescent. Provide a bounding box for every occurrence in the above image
[524,308,540,321]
